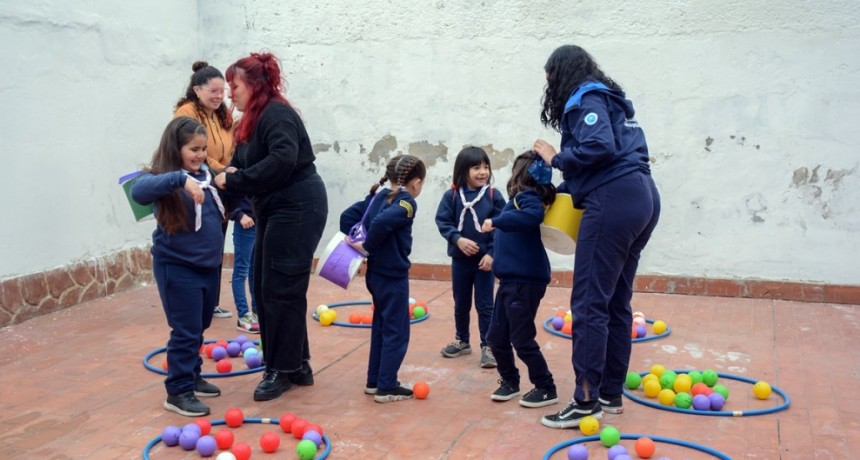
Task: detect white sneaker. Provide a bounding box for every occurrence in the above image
[236,312,260,333]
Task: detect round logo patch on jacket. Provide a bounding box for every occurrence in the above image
[584,112,599,125]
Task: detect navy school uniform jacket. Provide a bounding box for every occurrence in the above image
[435,186,506,259]
[339,189,417,278]
[490,190,551,285]
[552,81,652,208]
[130,169,228,269]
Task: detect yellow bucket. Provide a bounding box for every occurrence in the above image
[540,193,583,255]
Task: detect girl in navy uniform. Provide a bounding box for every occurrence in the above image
[534,45,661,429]
[131,117,231,417]
[481,152,559,409]
[435,146,506,367]
[340,155,427,403]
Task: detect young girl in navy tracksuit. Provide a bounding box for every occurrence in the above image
[340,155,427,403]
[131,116,233,417]
[534,45,661,429]
[435,146,506,368]
[482,152,559,410]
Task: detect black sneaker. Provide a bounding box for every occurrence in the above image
[441,339,472,358]
[490,379,521,401]
[194,378,221,398]
[519,387,559,408]
[374,385,414,403]
[599,395,624,414]
[364,385,377,395]
[287,362,314,386]
[541,400,602,429]
[164,391,210,417]
[253,370,292,401]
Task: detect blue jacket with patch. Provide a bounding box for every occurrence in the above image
[340,188,417,278]
[551,81,651,208]
[490,190,550,284]
[435,186,505,259]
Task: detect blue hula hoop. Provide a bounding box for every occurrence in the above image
[142,339,264,378]
[542,433,732,460]
[143,417,332,459]
[542,317,671,343]
[311,300,430,328]
[623,370,791,416]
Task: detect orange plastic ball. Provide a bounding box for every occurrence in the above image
[214,428,234,449]
[691,382,710,396]
[635,436,656,458]
[291,418,308,439]
[216,359,233,373]
[161,359,168,371]
[562,321,572,335]
[349,312,362,324]
[193,418,212,435]
[631,325,638,338]
[361,313,373,324]
[216,340,229,349]
[279,413,296,433]
[204,343,217,358]
[555,311,566,317]
[413,381,430,399]
[259,431,280,453]
[225,408,244,428]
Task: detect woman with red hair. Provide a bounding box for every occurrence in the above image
[214,52,328,402]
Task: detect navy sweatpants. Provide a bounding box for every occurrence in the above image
[451,255,495,347]
[487,281,555,391]
[571,171,660,402]
[365,270,411,391]
[152,260,218,396]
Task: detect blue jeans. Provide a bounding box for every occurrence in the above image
[232,223,257,318]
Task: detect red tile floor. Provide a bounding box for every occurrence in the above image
[0,275,857,459]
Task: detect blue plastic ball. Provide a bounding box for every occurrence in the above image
[211,346,228,361]
[226,342,242,357]
[607,444,629,460]
[302,429,323,447]
[179,429,200,450]
[246,353,263,369]
[196,435,217,456]
[552,317,565,331]
[234,334,249,344]
[692,394,711,410]
[161,425,181,447]
[709,392,726,410]
[567,444,588,460]
[635,324,647,338]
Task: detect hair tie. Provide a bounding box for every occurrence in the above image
[528,155,553,185]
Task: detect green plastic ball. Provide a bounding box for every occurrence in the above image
[674,392,693,409]
[600,426,621,447]
[702,369,719,387]
[688,371,703,385]
[296,439,317,460]
[659,370,677,390]
[625,372,642,390]
[413,306,426,319]
[712,384,729,400]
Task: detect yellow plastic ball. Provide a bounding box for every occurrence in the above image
[652,320,667,335]
[753,381,772,400]
[673,374,693,394]
[320,309,337,326]
[579,415,600,435]
[643,379,662,398]
[658,388,676,406]
[650,364,666,378]
[564,313,573,322]
[642,373,659,386]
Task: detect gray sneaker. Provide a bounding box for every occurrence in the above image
[480,346,497,368]
[213,306,232,318]
[441,339,471,358]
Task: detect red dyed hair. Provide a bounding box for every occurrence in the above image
[226,52,291,144]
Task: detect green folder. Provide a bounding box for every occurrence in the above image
[118,171,154,221]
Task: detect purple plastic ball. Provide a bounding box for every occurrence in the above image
[246,353,263,369]
[607,444,629,460]
[709,392,726,411]
[552,317,565,331]
[567,444,588,460]
[196,435,217,456]
[182,423,202,435]
[161,425,181,447]
[635,325,647,338]
[226,342,242,357]
[235,334,249,344]
[302,429,323,447]
[211,346,228,361]
[614,455,633,460]
[692,394,711,410]
[179,429,200,450]
[240,341,256,352]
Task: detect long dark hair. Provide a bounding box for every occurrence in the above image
[452,146,493,189]
[370,155,427,203]
[145,117,208,234]
[540,45,623,131]
[507,151,556,206]
[226,52,291,144]
[174,61,233,130]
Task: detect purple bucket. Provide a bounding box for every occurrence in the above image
[317,232,365,289]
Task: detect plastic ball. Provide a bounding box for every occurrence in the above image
[659,371,676,390]
[712,384,730,400]
[296,439,318,460]
[242,347,258,359]
[657,388,676,406]
[691,382,710,396]
[567,444,588,460]
[319,309,337,326]
[302,429,323,447]
[231,441,252,460]
[702,369,719,387]
[161,425,181,447]
[642,373,659,386]
[196,435,217,457]
[413,306,426,319]
[614,456,633,460]
[224,408,244,428]
[305,424,324,437]
[348,312,362,324]
[625,372,642,390]
[179,429,201,450]
[708,392,726,410]
[234,334,249,344]
[692,394,711,410]
[408,296,416,305]
[215,339,229,348]
[279,413,297,433]
[643,379,662,398]
[631,326,637,338]
[562,321,573,335]
[632,311,645,319]
[607,444,629,460]
[564,313,573,322]
[183,423,202,435]
[688,370,703,385]
[291,418,309,439]
[204,343,217,358]
[193,418,212,435]
[753,381,772,400]
[245,353,262,369]
[634,437,656,458]
[413,381,430,399]
[652,320,667,334]
[578,415,599,435]
[259,431,280,453]
[599,426,621,447]
[551,317,564,330]
[555,310,566,317]
[674,392,693,409]
[214,429,234,449]
[216,453,237,460]
[361,313,373,324]
[212,346,228,361]
[633,316,646,327]
[649,364,665,378]
[635,325,647,338]
[215,359,232,373]
[240,341,256,352]
[673,373,693,394]
[315,304,329,317]
[161,359,168,371]
[226,341,242,357]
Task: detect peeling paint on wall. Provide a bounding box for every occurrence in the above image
[791,165,856,220]
[312,143,331,155]
[744,192,767,223]
[368,135,398,169]
[407,140,448,168]
[479,144,517,170]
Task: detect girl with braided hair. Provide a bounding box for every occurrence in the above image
[340,154,426,403]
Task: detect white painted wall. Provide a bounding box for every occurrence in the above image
[2,0,859,284]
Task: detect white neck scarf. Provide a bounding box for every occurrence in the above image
[457,184,489,232]
[185,169,225,232]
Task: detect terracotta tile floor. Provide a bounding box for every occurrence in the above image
[0,275,858,459]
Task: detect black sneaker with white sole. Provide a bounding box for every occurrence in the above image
[374,385,413,403]
[519,387,559,408]
[364,386,377,395]
[541,400,603,429]
[194,378,220,398]
[164,391,210,417]
[599,395,624,414]
[490,379,521,401]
